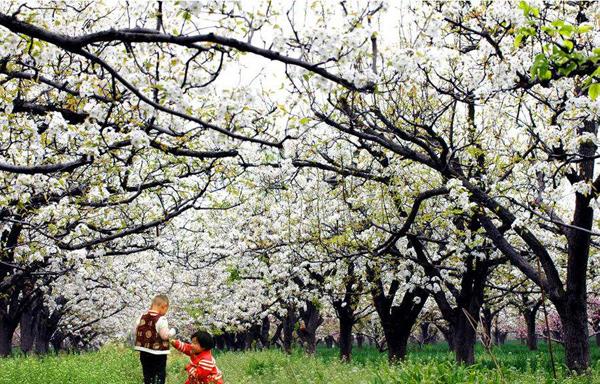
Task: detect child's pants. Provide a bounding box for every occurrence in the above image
[139,351,167,384]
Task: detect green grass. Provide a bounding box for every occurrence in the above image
[1,341,600,383]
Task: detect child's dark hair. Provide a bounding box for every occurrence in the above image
[191,330,215,350]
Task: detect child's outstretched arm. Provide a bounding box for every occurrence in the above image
[170,340,202,356]
[170,339,192,356]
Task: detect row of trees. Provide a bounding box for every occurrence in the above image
[0,0,599,374]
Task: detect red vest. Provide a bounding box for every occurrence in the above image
[135,312,169,352]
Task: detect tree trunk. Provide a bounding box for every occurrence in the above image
[260,316,270,349]
[555,119,595,372]
[20,309,36,353]
[366,266,428,363]
[215,334,225,350]
[410,235,488,365]
[50,331,65,352]
[356,334,364,348]
[333,261,360,362]
[438,324,454,350]
[0,223,24,356]
[592,318,600,347]
[420,322,432,344]
[325,335,334,348]
[386,327,410,362]
[270,323,283,349]
[35,336,49,354]
[302,327,317,354]
[557,295,589,373]
[243,330,255,350]
[498,332,507,344]
[439,289,484,366]
[338,315,353,362]
[223,332,236,351]
[299,300,323,355]
[453,309,476,365]
[247,324,262,350]
[282,306,296,354]
[450,257,488,365]
[524,310,538,350]
[236,332,247,351]
[0,321,17,356]
[20,290,44,354]
[34,310,50,354]
[380,300,426,362]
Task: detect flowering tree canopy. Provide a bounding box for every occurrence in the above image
[0,0,599,374]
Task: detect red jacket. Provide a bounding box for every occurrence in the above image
[172,340,224,384]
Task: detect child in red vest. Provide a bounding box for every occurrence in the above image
[171,330,224,384]
[133,294,176,384]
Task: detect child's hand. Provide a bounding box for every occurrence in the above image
[170,339,178,347]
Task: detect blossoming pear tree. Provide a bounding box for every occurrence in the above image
[276,0,600,372]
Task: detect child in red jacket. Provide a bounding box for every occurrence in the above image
[171,330,224,384]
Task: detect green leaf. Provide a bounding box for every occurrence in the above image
[540,69,552,80]
[541,25,556,36]
[589,83,600,101]
[519,1,539,17]
[518,1,530,16]
[514,33,524,48]
[299,117,311,125]
[562,40,574,52]
[559,24,574,38]
[558,61,577,76]
[514,33,523,48]
[523,26,536,36]
[530,53,551,80]
[577,24,593,34]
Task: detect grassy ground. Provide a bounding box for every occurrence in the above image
[1,341,600,384]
